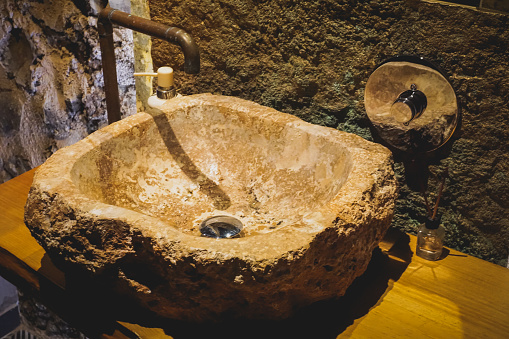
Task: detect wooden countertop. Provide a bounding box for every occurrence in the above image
[1,168,508,338]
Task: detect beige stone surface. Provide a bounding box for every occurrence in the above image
[25,94,397,321]
[131,0,154,112]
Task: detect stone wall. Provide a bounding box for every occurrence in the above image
[0,0,136,182]
[1,0,507,265]
[149,0,509,265]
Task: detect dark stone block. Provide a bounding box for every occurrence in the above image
[0,306,21,338]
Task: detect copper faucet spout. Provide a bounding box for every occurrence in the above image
[98,7,200,124]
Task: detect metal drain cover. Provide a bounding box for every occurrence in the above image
[199,215,243,239]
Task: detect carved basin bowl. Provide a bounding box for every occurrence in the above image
[25,94,396,321]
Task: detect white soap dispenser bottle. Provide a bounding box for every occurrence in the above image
[134,67,178,109]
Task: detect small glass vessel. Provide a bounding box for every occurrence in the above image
[416,217,445,261]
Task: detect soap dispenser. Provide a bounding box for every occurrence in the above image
[134,67,177,108]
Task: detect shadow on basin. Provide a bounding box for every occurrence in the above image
[151,112,231,210]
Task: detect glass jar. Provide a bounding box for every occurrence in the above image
[416,217,445,261]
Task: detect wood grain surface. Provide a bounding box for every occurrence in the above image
[1,169,508,338]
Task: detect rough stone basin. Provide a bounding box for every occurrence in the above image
[25,94,397,321]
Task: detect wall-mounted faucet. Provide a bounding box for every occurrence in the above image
[97,7,200,124]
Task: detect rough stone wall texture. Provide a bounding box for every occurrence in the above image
[131,0,154,112]
[149,0,509,265]
[0,0,136,183]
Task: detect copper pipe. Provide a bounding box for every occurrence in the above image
[98,8,200,124]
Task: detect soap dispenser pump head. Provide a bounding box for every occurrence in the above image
[134,67,177,100]
[157,67,174,88]
[155,67,176,99]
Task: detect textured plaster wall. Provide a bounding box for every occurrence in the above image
[0,0,137,183]
[149,0,509,265]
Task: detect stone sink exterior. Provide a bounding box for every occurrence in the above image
[24,94,397,321]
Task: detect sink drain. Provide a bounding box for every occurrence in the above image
[200,215,243,239]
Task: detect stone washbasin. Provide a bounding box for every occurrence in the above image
[25,94,397,321]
